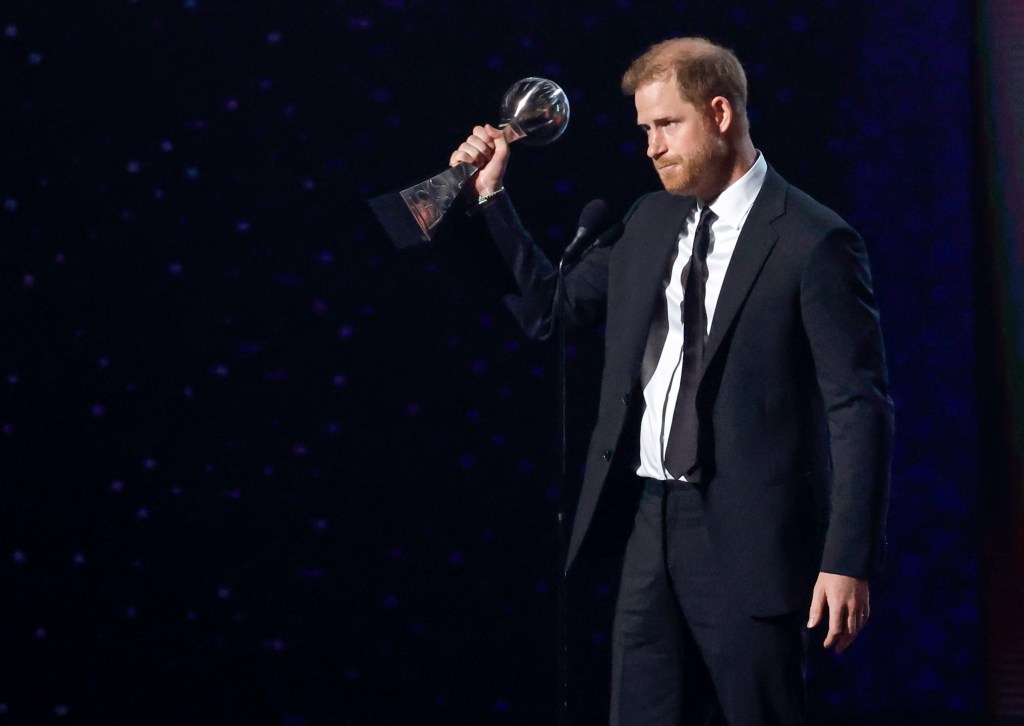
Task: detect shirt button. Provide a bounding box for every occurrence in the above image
[602,448,613,461]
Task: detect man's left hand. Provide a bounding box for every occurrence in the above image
[806,572,870,653]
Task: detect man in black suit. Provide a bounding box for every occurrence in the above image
[450,37,893,725]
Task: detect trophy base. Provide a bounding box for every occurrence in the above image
[369,163,478,249]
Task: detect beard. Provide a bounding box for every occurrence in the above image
[654,127,728,197]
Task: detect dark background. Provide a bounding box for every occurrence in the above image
[0,0,999,723]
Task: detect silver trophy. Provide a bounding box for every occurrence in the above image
[370,77,570,248]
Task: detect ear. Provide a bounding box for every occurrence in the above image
[709,96,733,134]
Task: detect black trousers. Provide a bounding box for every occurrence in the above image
[610,479,806,726]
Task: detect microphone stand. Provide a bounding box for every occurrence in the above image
[555,246,575,726]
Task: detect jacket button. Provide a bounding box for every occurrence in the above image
[602,448,613,461]
[621,392,631,405]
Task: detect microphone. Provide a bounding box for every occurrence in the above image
[591,220,624,249]
[559,199,608,270]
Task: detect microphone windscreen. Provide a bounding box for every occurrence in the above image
[578,198,608,232]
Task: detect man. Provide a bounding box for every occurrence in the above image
[450,37,893,725]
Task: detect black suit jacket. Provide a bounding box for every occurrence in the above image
[481,166,894,616]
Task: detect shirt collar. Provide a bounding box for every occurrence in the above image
[701,152,768,232]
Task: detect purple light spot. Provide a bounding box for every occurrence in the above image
[332,374,347,387]
[97,357,109,368]
[34,626,47,639]
[12,550,26,564]
[471,359,488,375]
[465,409,480,423]
[168,262,183,275]
[160,139,174,152]
[217,586,231,599]
[137,507,149,519]
[459,454,476,470]
[517,459,534,474]
[790,15,809,32]
[314,518,329,532]
[125,606,138,618]
[238,342,259,354]
[303,179,316,191]
[535,580,550,593]
[491,434,506,447]
[338,325,354,340]
[544,486,561,500]
[91,403,105,417]
[482,529,495,541]
[595,582,611,596]
[111,480,124,493]
[224,97,239,111]
[72,552,85,566]
[54,705,69,717]
[383,594,398,609]
[4,25,17,37]
[28,52,42,65]
[22,274,35,288]
[503,339,519,352]
[405,403,419,416]
[493,699,511,713]
[55,252,66,263]
[529,364,546,379]
[262,466,274,477]
[302,568,323,579]
[620,139,638,156]
[126,160,142,174]
[591,631,607,645]
[142,458,157,470]
[6,374,18,384]
[262,638,287,652]
[389,547,405,560]
[183,385,194,398]
[313,250,333,263]
[369,88,391,103]
[345,667,360,680]
[2,423,12,435]
[211,364,229,377]
[235,220,250,233]
[554,179,572,195]
[449,550,464,566]
[311,298,327,314]
[3,198,17,212]
[349,16,373,29]
[266,31,283,44]
[292,443,308,456]
[478,313,494,328]
[265,370,288,381]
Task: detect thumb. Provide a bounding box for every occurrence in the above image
[807,582,825,628]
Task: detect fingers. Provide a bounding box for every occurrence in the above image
[822,597,844,649]
[449,125,498,167]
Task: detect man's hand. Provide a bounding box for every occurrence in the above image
[449,124,509,198]
[806,572,870,653]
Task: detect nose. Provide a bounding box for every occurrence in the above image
[646,128,665,159]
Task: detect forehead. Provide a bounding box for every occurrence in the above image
[634,79,698,122]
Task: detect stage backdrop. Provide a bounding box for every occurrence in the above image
[0,1,984,723]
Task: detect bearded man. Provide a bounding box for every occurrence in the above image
[450,37,893,726]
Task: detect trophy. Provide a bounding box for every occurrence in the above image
[369,77,570,249]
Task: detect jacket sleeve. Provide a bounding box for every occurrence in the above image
[799,226,894,579]
[480,192,611,341]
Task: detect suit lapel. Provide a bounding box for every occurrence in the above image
[616,194,694,381]
[702,167,788,373]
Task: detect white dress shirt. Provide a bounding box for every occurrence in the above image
[636,153,768,480]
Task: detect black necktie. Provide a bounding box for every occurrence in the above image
[664,206,716,480]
